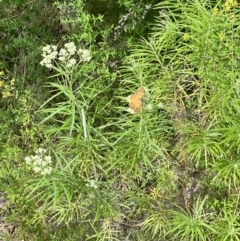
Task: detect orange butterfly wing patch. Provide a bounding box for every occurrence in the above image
[129,87,145,114]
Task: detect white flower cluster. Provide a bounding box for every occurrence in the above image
[78,49,92,62]
[25,148,53,175]
[86,180,97,189]
[40,42,91,69]
[58,42,77,67]
[40,45,58,68]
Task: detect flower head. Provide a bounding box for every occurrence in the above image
[40,45,58,68]
[78,49,91,62]
[10,78,15,85]
[183,33,190,41]
[65,42,76,55]
[2,91,11,98]
[25,148,53,175]
[67,58,77,68]
[213,8,219,16]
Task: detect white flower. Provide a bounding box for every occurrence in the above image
[42,45,51,52]
[59,48,68,57]
[52,45,57,51]
[78,49,91,62]
[157,102,164,109]
[25,149,53,175]
[40,54,54,68]
[50,51,58,59]
[46,48,52,54]
[58,56,66,61]
[88,180,97,189]
[145,104,153,110]
[126,107,136,114]
[33,158,42,166]
[67,58,76,68]
[43,58,50,64]
[44,156,52,163]
[33,166,41,173]
[65,42,76,55]
[41,167,52,175]
[25,156,32,165]
[65,42,75,49]
[41,160,47,167]
[32,155,40,161]
[47,167,52,174]
[45,63,53,68]
[68,48,76,56]
[41,52,47,58]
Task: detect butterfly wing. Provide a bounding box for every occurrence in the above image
[129,98,142,113]
[129,87,145,114]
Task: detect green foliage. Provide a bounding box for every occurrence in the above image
[2,0,240,240]
[169,197,216,240]
[213,201,240,241]
[0,0,58,79]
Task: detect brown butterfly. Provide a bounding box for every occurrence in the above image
[128,87,145,114]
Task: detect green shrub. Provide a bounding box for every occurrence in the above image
[2,0,240,240]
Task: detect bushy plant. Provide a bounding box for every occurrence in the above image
[2,0,240,240]
[0,0,158,240]
[113,0,240,240]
